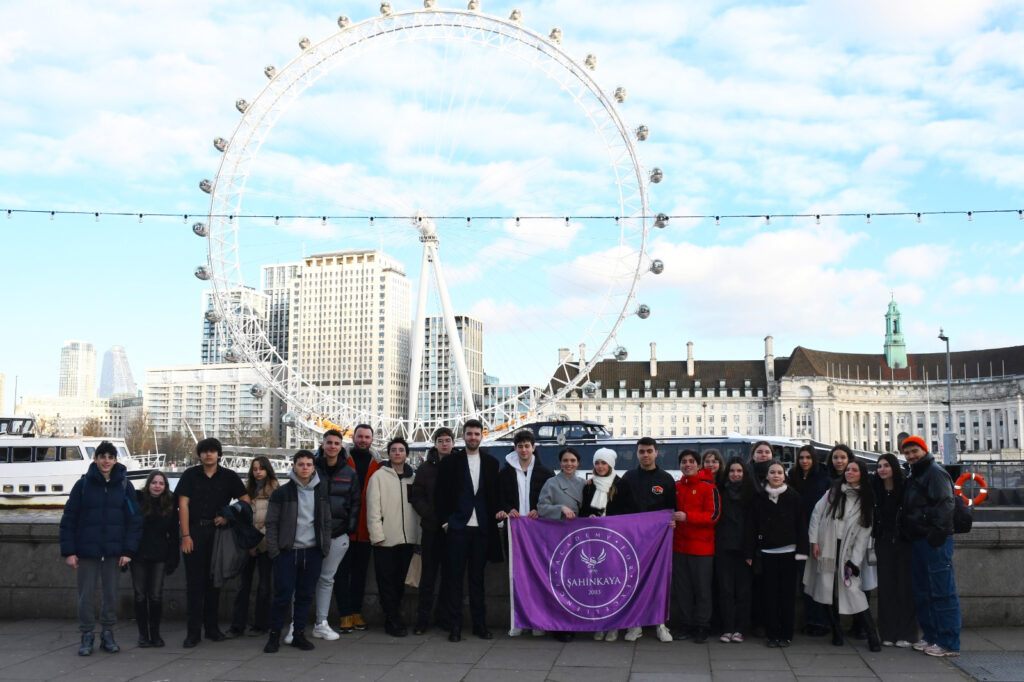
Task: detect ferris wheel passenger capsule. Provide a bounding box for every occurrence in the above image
[424,0,436,7]
[213,137,228,152]
[264,65,276,79]
[467,0,480,11]
[549,27,562,43]
[636,124,649,141]
[614,346,628,362]
[380,2,393,16]
[583,382,598,397]
[250,384,267,398]
[337,15,351,28]
[235,99,248,113]
[299,37,310,50]
[204,309,222,323]
[509,8,522,21]
[199,179,213,193]
[282,412,297,427]
[637,304,651,319]
[224,348,241,363]
[614,86,627,103]
[194,266,211,281]
[649,168,663,184]
[585,54,597,70]
[650,259,664,275]
[192,222,209,237]
[654,212,669,228]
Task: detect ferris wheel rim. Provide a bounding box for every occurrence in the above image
[202,6,656,442]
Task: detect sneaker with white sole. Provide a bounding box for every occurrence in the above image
[895,640,912,648]
[593,631,605,641]
[283,623,294,645]
[730,632,745,643]
[720,633,732,643]
[508,628,523,637]
[624,626,643,642]
[532,629,546,637]
[882,640,894,647]
[912,639,930,651]
[924,643,959,657]
[655,624,673,643]
[604,629,619,642]
[313,621,339,641]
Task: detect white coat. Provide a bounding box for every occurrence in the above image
[366,464,421,547]
[803,486,871,614]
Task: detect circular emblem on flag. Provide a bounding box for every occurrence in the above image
[548,526,640,620]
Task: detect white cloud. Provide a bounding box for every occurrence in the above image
[950,275,1000,295]
[885,244,952,279]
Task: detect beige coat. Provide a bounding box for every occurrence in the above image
[366,465,421,547]
[803,487,871,614]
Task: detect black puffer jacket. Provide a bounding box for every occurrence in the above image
[314,454,361,538]
[59,462,142,559]
[900,453,954,545]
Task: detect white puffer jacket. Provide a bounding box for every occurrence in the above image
[366,464,421,547]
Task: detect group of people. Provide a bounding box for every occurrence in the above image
[59,427,962,658]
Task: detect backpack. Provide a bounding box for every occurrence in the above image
[952,494,973,534]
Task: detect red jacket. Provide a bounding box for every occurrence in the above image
[673,469,721,555]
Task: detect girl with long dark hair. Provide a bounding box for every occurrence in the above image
[827,444,853,480]
[805,460,880,651]
[787,445,831,636]
[871,453,917,647]
[716,457,756,643]
[230,456,279,636]
[131,470,178,648]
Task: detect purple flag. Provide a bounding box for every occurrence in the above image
[509,511,673,631]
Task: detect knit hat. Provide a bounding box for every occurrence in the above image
[900,435,928,453]
[593,447,617,469]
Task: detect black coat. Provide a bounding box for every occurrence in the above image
[716,483,755,559]
[497,457,554,515]
[59,462,142,559]
[580,475,637,517]
[434,451,503,563]
[900,453,954,543]
[314,454,361,538]
[409,447,445,530]
[750,487,808,555]
[136,502,180,573]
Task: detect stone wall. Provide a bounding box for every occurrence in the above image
[1,518,1019,627]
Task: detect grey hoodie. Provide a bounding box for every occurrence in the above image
[292,470,320,549]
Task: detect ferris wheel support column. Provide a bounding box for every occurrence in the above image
[427,240,478,415]
[407,246,432,426]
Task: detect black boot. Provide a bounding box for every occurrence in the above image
[135,599,151,647]
[149,601,165,647]
[855,610,881,652]
[100,629,120,653]
[78,633,94,656]
[264,630,280,653]
[827,605,843,647]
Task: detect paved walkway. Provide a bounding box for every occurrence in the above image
[0,620,1020,681]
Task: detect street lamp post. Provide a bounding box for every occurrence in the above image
[938,328,956,464]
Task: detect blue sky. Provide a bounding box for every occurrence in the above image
[2,0,1023,414]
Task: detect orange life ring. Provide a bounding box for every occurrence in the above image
[954,472,988,507]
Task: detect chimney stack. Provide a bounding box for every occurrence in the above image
[686,341,695,378]
[764,335,775,382]
[650,342,658,377]
[558,347,571,363]
[578,343,586,366]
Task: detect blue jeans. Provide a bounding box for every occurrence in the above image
[910,537,961,651]
[270,548,323,634]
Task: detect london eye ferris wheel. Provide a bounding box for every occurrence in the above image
[194,1,667,445]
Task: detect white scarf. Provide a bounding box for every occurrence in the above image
[590,472,615,514]
[764,482,788,502]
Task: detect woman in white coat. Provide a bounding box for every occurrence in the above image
[366,438,421,637]
[804,459,880,651]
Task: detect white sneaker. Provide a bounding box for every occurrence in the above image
[593,631,605,641]
[924,643,959,657]
[895,640,912,648]
[604,629,619,642]
[912,639,930,651]
[882,640,894,647]
[720,633,732,643]
[283,623,294,645]
[313,620,339,640]
[508,627,523,637]
[655,624,673,643]
[624,626,643,642]
[531,629,545,637]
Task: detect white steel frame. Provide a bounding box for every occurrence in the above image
[203,6,656,443]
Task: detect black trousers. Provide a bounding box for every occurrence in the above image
[130,559,166,604]
[335,539,372,617]
[232,551,273,631]
[445,526,488,630]
[716,549,752,635]
[374,544,414,624]
[183,524,220,637]
[876,538,918,643]
[761,551,797,641]
[417,529,450,627]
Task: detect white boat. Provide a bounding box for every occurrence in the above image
[0,416,165,508]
